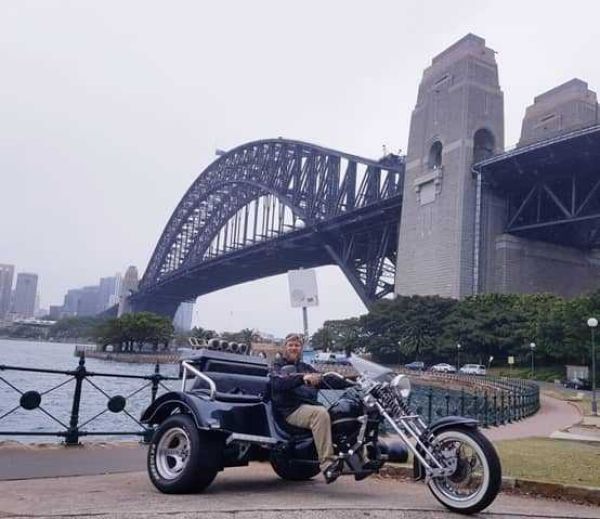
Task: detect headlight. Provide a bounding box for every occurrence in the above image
[391,374,411,399]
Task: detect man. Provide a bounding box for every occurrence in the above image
[270,333,348,483]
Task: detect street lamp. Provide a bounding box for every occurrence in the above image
[529,342,536,379]
[456,343,462,372]
[587,317,598,416]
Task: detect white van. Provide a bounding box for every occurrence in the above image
[459,364,487,376]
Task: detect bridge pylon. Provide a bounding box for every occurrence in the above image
[395,34,504,298]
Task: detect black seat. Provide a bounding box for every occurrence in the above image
[186,349,270,402]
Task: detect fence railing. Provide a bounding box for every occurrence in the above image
[404,371,540,427]
[0,355,539,445]
[0,354,179,445]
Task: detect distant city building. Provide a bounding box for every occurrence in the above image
[118,265,139,316]
[0,264,14,319]
[173,301,194,332]
[98,274,121,311]
[48,305,64,320]
[78,285,101,316]
[12,273,38,318]
[63,288,84,316]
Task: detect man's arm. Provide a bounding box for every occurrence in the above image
[270,364,305,391]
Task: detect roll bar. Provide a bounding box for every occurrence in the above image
[181,360,216,400]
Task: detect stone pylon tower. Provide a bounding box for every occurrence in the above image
[395,34,504,298]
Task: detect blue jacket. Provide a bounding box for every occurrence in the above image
[270,358,320,417]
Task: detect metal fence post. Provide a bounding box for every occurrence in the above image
[427,387,433,423]
[460,388,465,416]
[444,393,450,416]
[483,391,489,428]
[493,392,498,426]
[65,354,86,445]
[151,362,160,403]
[500,392,505,425]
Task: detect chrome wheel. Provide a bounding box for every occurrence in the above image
[155,427,191,480]
[427,429,497,512]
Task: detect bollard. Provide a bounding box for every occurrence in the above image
[500,392,506,425]
[444,393,450,417]
[460,388,465,416]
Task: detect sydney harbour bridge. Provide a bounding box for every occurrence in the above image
[130,139,405,316]
[125,34,600,318]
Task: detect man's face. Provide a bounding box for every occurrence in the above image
[284,338,303,362]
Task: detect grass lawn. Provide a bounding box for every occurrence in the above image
[495,437,600,487]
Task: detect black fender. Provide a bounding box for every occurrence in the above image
[426,416,478,436]
[413,416,478,481]
[140,391,213,430]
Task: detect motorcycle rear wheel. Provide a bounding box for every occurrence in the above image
[426,428,501,515]
[148,414,218,494]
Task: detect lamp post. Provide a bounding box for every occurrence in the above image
[529,342,536,379]
[456,343,461,373]
[587,317,598,416]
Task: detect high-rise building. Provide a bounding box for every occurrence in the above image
[98,274,121,311]
[0,264,14,319]
[13,273,39,318]
[173,301,194,332]
[78,286,101,316]
[63,288,84,316]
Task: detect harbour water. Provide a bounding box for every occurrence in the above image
[0,339,180,443]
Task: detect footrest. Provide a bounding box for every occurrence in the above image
[226,433,277,445]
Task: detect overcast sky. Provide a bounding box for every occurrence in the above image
[2,1,599,337]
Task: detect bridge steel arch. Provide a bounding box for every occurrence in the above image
[132,139,405,317]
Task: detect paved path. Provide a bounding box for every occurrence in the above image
[484,393,582,441]
[1,463,599,519]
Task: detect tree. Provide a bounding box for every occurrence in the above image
[361,295,456,363]
[92,312,174,352]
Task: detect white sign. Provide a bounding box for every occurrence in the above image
[508,356,515,365]
[287,269,319,308]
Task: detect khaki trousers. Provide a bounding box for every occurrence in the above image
[286,404,334,462]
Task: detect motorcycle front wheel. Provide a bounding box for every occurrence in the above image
[426,428,501,515]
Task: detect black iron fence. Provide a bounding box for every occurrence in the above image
[0,355,539,445]
[406,372,540,427]
[0,354,178,444]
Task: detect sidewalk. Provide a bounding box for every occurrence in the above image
[0,442,146,481]
[484,392,583,441]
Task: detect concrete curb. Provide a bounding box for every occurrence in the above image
[378,465,600,506]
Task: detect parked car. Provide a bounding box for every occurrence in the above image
[404,361,425,371]
[430,363,457,373]
[563,377,591,390]
[459,364,487,376]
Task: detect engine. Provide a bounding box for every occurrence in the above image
[329,396,363,438]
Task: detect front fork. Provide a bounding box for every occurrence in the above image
[374,402,458,482]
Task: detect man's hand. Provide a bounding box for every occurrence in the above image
[303,373,322,387]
